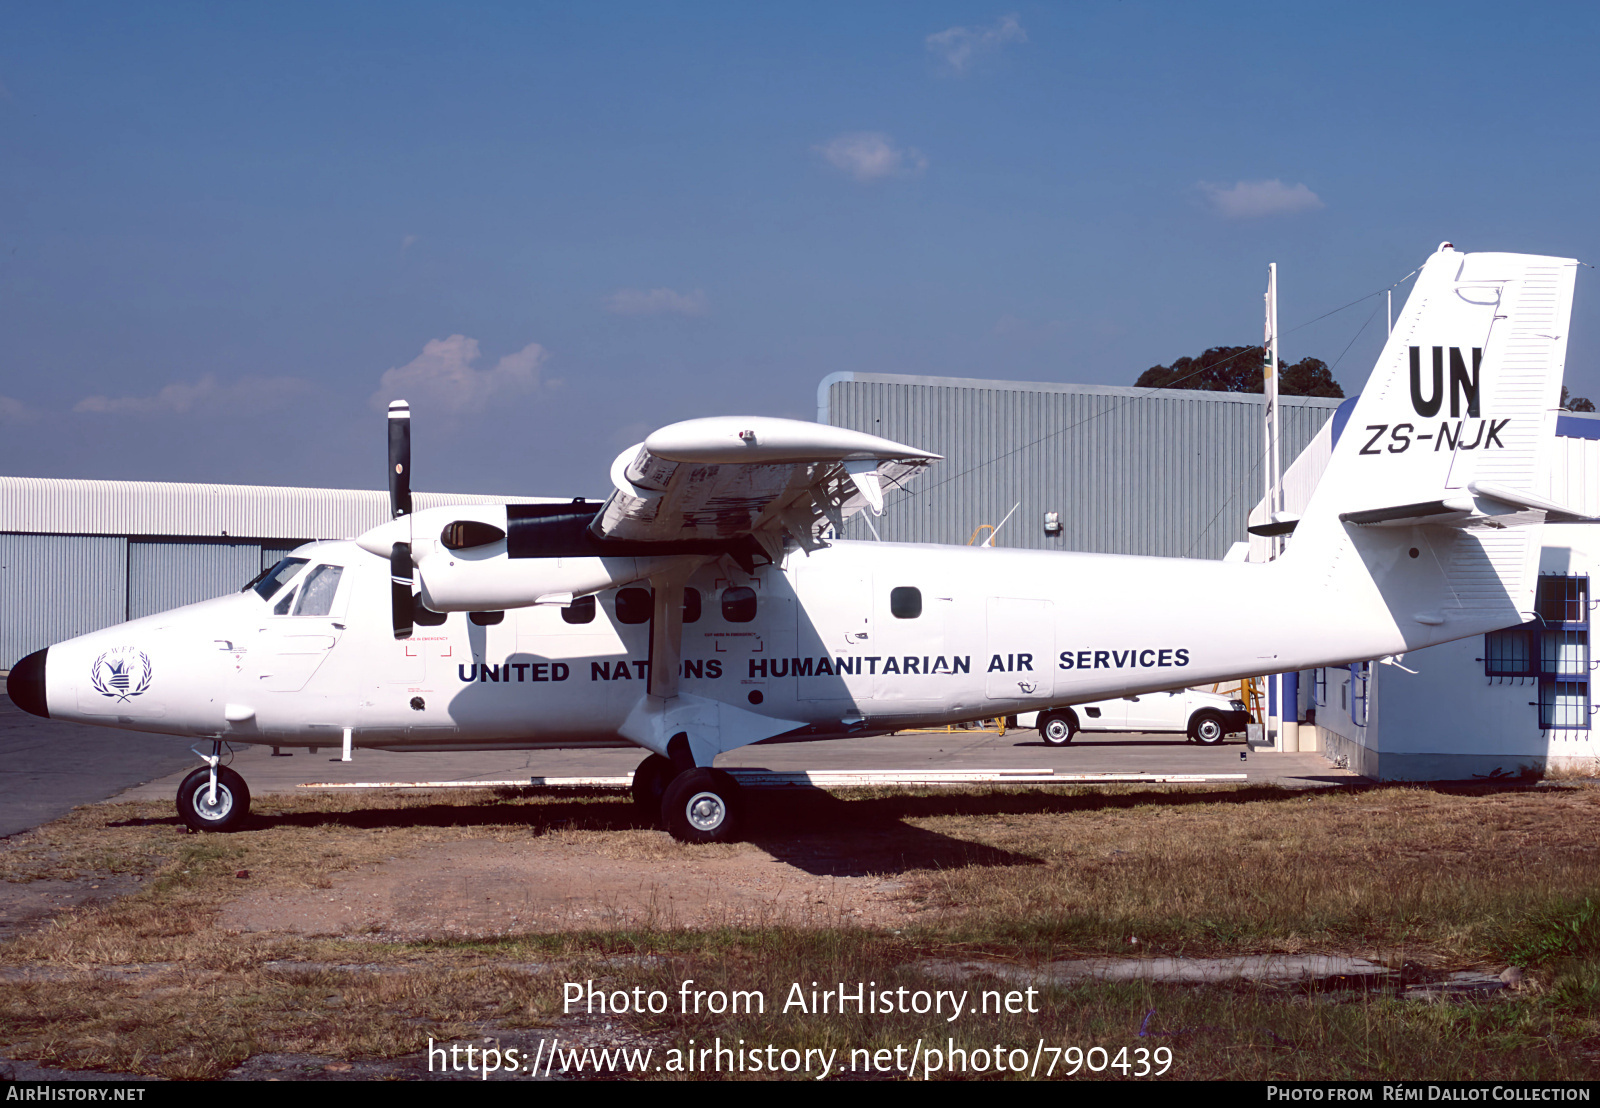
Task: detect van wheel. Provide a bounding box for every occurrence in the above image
[1190,712,1226,745]
[1039,712,1076,746]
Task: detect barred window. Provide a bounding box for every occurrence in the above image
[1537,576,1588,624]
[1485,627,1537,677]
[1489,575,1592,730]
[1542,680,1589,730]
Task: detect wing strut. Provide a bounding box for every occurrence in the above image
[646,564,696,701]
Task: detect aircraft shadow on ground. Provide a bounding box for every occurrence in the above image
[103,780,1555,876]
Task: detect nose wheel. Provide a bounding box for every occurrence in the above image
[177,766,251,832]
[176,740,251,832]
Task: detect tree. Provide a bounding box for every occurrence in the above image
[1561,385,1595,412]
[1136,346,1344,398]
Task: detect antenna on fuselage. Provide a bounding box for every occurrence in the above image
[984,501,1021,547]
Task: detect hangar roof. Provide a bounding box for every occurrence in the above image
[0,477,557,541]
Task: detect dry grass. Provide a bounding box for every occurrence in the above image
[887,783,1600,961]
[0,781,1597,1079]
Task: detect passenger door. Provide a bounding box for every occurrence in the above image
[984,597,1055,704]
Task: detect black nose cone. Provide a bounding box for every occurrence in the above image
[6,648,49,718]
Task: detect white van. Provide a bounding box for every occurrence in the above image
[1020,688,1251,747]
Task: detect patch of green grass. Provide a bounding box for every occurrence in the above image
[1506,897,1600,966]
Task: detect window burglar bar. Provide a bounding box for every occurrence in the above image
[1483,575,1591,730]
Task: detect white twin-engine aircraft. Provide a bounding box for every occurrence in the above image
[6,244,1588,842]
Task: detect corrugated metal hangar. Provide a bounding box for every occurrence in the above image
[819,372,1342,559]
[0,480,542,671]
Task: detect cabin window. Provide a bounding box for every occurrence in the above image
[722,586,757,623]
[293,565,344,617]
[412,596,447,626]
[469,610,504,626]
[615,587,653,625]
[252,557,308,601]
[683,587,702,624]
[890,586,922,619]
[273,588,297,616]
[561,595,596,625]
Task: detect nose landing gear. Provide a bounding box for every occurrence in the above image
[177,740,251,832]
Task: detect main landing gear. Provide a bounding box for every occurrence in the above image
[177,741,251,832]
[633,752,743,844]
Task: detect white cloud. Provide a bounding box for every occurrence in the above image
[369,335,547,416]
[605,287,709,316]
[0,394,33,421]
[74,374,312,416]
[815,132,927,183]
[926,14,1026,75]
[1199,179,1325,219]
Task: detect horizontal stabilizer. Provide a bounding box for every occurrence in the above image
[1466,481,1597,523]
[1247,515,1300,537]
[1339,482,1594,529]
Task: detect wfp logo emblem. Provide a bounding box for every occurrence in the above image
[1410,346,1481,418]
[90,648,153,702]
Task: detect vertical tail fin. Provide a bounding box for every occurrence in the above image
[1288,243,1580,639]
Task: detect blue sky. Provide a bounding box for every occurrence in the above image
[4,2,1599,495]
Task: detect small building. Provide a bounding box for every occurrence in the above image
[1301,412,1600,779]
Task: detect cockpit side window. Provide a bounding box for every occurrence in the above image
[273,588,297,616]
[253,558,309,601]
[292,565,344,617]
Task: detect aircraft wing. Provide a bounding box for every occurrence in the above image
[354,413,940,623]
[593,416,941,559]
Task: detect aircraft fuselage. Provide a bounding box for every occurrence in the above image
[27,533,1419,755]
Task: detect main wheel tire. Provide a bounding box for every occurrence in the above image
[176,766,250,832]
[1039,711,1076,747]
[1190,711,1226,745]
[631,753,676,819]
[661,768,741,844]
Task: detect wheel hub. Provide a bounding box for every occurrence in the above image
[192,784,233,821]
[686,792,726,831]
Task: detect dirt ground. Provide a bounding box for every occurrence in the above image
[218,834,921,937]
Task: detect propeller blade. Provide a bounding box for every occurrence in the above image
[388,399,412,520]
[391,542,414,640]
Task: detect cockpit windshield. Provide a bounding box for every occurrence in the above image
[250,558,309,601]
